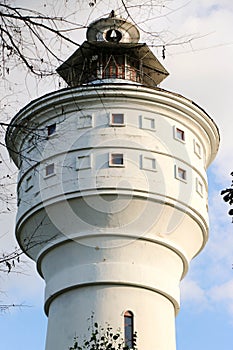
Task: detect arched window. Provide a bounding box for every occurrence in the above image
[124,310,134,348]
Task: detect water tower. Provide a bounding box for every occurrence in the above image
[6,12,219,350]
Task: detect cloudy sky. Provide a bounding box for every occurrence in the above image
[0,1,233,349]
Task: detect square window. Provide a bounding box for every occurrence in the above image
[174,126,185,142]
[141,156,157,172]
[76,155,92,170]
[175,166,187,182]
[77,115,93,129]
[111,113,125,126]
[109,153,124,167]
[47,123,56,136]
[140,116,156,130]
[45,163,55,177]
[175,127,185,141]
[178,167,186,180]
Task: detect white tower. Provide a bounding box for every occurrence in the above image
[6,13,219,350]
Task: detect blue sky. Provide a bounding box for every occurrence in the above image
[1,1,233,349]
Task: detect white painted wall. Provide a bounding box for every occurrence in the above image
[6,83,219,350]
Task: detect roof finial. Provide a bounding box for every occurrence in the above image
[109,10,115,18]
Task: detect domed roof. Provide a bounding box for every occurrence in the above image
[87,11,140,43]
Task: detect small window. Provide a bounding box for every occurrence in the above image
[194,140,202,158]
[25,175,33,191]
[174,127,185,142]
[196,178,204,196]
[175,166,187,182]
[47,123,56,136]
[111,113,125,126]
[124,311,134,349]
[77,115,93,129]
[45,163,55,177]
[178,167,186,180]
[76,155,92,170]
[140,116,156,130]
[109,153,124,167]
[141,156,157,172]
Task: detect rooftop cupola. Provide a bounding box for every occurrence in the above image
[57,11,169,87]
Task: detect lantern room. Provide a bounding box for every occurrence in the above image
[57,11,169,87]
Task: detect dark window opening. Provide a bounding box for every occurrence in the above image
[105,29,122,42]
[124,310,134,349]
[47,123,56,136]
[176,128,185,141]
[177,167,186,181]
[45,163,55,176]
[109,153,124,166]
[111,113,124,125]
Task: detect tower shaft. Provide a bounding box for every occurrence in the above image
[5,14,219,350]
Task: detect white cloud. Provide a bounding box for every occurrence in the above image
[210,280,233,301]
[162,2,233,184]
[180,279,210,310]
[180,277,233,319]
[208,280,233,323]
